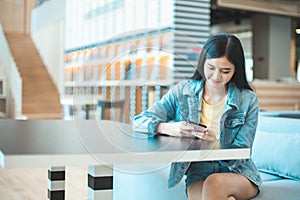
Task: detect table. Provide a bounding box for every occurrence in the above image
[0,119,250,200]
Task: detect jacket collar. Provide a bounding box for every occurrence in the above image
[226,82,241,110]
[182,79,241,110]
[182,80,204,97]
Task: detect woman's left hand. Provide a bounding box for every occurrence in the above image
[192,129,218,141]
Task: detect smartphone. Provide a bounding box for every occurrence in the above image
[186,120,207,131]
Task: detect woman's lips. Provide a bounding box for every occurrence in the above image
[211,79,221,84]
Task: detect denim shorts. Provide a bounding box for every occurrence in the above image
[185,161,230,189]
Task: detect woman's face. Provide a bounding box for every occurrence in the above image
[204,56,235,89]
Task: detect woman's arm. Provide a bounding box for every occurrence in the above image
[232,94,259,148]
[132,81,207,137]
[132,85,179,135]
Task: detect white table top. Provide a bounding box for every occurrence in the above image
[0,120,250,168]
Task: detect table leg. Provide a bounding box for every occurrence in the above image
[85,104,89,119]
[48,166,65,200]
[88,165,113,200]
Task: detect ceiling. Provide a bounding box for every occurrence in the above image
[210,0,300,25]
[210,0,300,48]
[211,6,252,25]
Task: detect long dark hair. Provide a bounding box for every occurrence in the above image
[191,33,252,91]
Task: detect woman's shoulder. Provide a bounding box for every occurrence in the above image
[240,88,257,99]
[173,79,202,88]
[229,83,258,107]
[230,82,257,98]
[237,88,258,107]
[170,79,203,95]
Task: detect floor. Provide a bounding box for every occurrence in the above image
[0,166,87,200]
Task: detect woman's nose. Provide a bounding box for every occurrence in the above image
[213,70,222,80]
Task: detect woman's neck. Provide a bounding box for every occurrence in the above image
[203,83,228,105]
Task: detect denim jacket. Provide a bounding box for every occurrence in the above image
[133,79,262,188]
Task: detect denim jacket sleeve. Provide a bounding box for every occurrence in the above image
[235,94,259,147]
[132,81,186,135]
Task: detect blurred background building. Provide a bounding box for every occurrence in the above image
[0,0,300,121]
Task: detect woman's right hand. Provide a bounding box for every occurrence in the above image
[156,121,208,138]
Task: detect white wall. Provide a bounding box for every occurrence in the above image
[31,0,65,95]
[0,23,23,118]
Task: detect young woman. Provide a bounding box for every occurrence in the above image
[132,33,261,200]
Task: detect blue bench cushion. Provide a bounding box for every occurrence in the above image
[252,130,300,181]
[259,172,284,182]
[252,179,300,200]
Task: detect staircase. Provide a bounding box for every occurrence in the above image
[4,32,62,119]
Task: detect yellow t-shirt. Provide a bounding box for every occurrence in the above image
[200,95,227,139]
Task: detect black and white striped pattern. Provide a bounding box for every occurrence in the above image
[88,165,113,200]
[48,166,65,200]
[173,0,211,82]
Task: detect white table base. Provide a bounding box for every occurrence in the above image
[48,166,65,200]
[88,165,113,200]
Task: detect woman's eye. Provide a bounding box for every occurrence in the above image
[222,71,231,74]
[221,70,231,74]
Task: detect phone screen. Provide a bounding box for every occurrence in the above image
[186,121,206,128]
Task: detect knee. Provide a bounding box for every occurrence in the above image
[203,173,223,190]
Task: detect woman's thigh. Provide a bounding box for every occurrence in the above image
[203,173,258,200]
[185,161,216,189]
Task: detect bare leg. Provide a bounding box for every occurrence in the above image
[187,180,204,200]
[202,173,258,200]
[187,173,258,200]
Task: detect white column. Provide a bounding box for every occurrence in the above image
[88,165,113,200]
[252,14,292,80]
[48,166,65,200]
